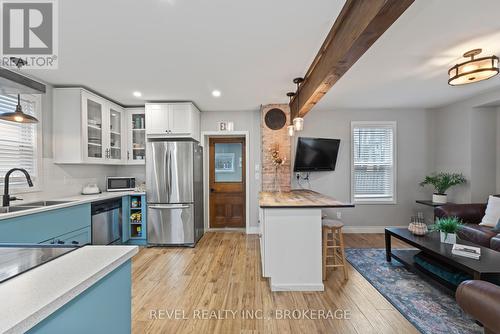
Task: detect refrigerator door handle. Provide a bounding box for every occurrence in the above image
[149,204,191,209]
[165,148,170,203]
[168,149,173,200]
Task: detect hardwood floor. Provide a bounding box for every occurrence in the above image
[132,232,418,334]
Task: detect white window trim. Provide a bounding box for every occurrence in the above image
[1,94,43,195]
[350,121,397,205]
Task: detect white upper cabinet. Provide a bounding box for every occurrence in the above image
[54,88,127,164]
[145,102,200,142]
[145,104,169,135]
[107,103,126,163]
[126,107,146,165]
[81,91,105,162]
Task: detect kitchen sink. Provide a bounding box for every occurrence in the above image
[0,206,41,214]
[0,200,75,214]
[23,200,74,207]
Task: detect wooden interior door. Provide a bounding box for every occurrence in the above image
[209,137,246,228]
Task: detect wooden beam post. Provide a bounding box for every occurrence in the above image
[290,0,414,119]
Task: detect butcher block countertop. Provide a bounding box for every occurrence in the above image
[259,190,354,208]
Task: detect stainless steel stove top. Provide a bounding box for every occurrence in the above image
[0,245,79,284]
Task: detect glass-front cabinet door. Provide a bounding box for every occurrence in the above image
[108,105,124,162]
[127,108,146,164]
[82,92,105,162]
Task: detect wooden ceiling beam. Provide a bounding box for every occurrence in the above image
[290,0,414,118]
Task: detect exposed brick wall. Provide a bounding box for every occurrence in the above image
[261,104,291,192]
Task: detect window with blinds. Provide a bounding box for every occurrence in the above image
[351,122,396,203]
[0,94,40,188]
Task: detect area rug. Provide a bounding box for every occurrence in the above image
[345,248,482,334]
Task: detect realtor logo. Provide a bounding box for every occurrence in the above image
[0,0,58,68]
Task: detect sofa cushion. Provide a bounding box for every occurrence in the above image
[457,224,497,248]
[493,219,500,233]
[480,196,500,227]
[491,236,500,252]
[435,203,486,225]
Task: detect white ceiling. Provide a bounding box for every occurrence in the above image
[317,0,500,110]
[24,0,345,110]
[24,0,500,112]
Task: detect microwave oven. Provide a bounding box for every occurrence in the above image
[106,177,136,192]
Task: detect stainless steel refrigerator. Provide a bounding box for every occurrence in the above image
[146,139,204,246]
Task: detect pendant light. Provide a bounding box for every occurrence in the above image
[448,49,499,86]
[292,77,304,131]
[0,94,39,124]
[286,92,295,136]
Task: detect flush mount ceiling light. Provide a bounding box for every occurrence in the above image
[0,94,39,124]
[212,90,221,98]
[286,92,295,137]
[292,77,304,131]
[448,49,499,86]
[133,91,142,97]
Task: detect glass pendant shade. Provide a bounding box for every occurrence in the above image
[293,117,304,131]
[287,124,295,136]
[448,49,499,86]
[0,94,39,124]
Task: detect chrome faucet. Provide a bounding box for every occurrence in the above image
[2,168,33,207]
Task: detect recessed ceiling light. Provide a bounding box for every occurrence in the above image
[133,91,142,97]
[212,90,221,98]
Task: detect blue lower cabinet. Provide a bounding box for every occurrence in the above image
[40,227,91,246]
[27,261,132,334]
[59,227,91,246]
[126,195,147,244]
[0,204,91,244]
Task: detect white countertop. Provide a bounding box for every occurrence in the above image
[0,245,138,334]
[0,191,146,221]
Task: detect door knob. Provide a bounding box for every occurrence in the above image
[210,188,215,193]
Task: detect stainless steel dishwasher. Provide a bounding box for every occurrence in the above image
[91,198,122,245]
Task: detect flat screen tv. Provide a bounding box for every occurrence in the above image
[294,137,340,172]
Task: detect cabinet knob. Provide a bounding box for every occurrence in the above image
[71,241,79,245]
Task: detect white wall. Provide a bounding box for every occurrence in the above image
[290,108,435,229]
[200,110,261,229]
[497,106,500,193]
[431,87,500,203]
[431,103,472,203]
[470,108,496,202]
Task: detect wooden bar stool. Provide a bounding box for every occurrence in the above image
[322,219,348,281]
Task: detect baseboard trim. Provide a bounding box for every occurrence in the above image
[248,226,406,234]
[343,226,408,234]
[246,226,260,234]
[270,283,324,292]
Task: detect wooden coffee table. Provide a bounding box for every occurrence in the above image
[385,227,500,285]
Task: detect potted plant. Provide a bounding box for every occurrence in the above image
[430,217,462,244]
[419,172,466,204]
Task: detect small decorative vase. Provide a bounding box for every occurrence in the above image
[273,167,281,193]
[433,193,447,204]
[440,231,456,244]
[408,222,428,236]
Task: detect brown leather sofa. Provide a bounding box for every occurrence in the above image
[456,280,500,334]
[434,203,500,251]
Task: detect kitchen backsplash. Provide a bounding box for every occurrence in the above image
[9,158,145,202]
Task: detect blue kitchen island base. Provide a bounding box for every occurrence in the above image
[27,260,132,334]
